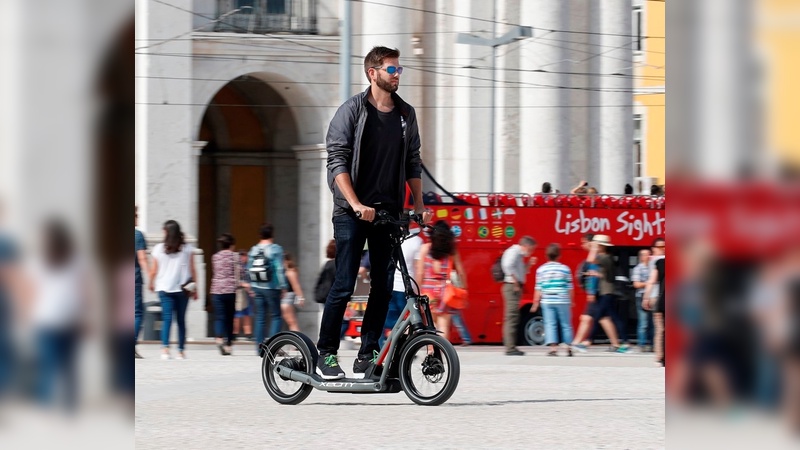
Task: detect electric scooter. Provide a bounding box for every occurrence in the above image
[259,211,460,406]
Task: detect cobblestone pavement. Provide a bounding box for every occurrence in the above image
[135,342,665,449]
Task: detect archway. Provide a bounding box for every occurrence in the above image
[197,75,300,335]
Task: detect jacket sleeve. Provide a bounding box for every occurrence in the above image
[326,100,357,179]
[405,106,422,180]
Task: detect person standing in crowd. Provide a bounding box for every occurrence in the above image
[631,249,653,352]
[570,235,628,353]
[315,45,431,380]
[572,234,597,349]
[247,223,287,354]
[501,236,537,356]
[379,224,423,349]
[0,200,19,397]
[314,240,345,337]
[281,253,305,332]
[149,219,197,360]
[233,250,253,341]
[31,220,87,410]
[211,233,238,356]
[134,206,149,359]
[416,221,467,344]
[531,244,574,356]
[644,237,666,366]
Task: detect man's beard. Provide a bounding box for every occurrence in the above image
[376,76,398,93]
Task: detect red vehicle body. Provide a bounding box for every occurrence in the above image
[346,191,666,346]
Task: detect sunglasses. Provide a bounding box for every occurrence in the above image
[373,65,404,75]
[653,245,665,248]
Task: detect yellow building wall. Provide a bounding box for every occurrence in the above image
[758,0,800,169]
[634,0,665,184]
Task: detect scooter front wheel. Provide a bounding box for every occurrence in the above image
[261,332,316,405]
[398,334,460,406]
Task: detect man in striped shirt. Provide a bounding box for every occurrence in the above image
[531,244,574,356]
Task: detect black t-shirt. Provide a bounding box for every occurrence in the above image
[356,102,403,213]
[655,258,665,301]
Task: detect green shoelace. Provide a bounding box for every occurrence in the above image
[369,350,379,363]
[324,354,340,367]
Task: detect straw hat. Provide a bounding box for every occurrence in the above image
[592,235,614,246]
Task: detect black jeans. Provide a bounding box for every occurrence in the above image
[213,293,236,346]
[317,212,396,359]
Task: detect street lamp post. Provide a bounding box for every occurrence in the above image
[457,23,532,192]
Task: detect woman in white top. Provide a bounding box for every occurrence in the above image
[31,219,86,410]
[149,220,197,360]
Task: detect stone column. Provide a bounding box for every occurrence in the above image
[293,144,329,341]
[519,0,566,194]
[598,0,634,194]
[136,0,194,235]
[496,0,522,192]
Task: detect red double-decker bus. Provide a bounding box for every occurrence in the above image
[345,190,666,346]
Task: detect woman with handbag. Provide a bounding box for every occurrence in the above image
[149,220,197,360]
[415,221,468,342]
[211,233,238,355]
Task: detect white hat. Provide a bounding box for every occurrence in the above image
[592,235,613,246]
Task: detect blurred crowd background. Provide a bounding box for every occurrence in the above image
[0,0,798,448]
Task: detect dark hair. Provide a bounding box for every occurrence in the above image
[519,236,537,247]
[429,220,455,260]
[582,233,594,242]
[217,233,235,250]
[284,253,297,270]
[325,239,336,259]
[545,243,561,261]
[163,220,184,254]
[652,237,665,247]
[259,223,274,240]
[44,219,75,268]
[624,184,633,195]
[541,182,552,194]
[650,184,663,196]
[364,46,400,81]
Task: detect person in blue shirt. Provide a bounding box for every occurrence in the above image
[134,206,149,359]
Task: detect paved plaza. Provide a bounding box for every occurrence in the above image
[135,342,665,449]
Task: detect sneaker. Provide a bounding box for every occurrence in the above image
[505,349,525,356]
[176,352,186,360]
[353,350,379,379]
[571,344,587,353]
[316,354,345,380]
[612,346,630,354]
[160,353,171,360]
[135,350,143,359]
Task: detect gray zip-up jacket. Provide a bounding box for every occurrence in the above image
[326,87,423,216]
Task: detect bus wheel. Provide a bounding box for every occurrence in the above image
[518,311,545,346]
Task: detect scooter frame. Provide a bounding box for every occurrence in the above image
[259,211,460,403]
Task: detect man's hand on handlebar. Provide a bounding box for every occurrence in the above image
[416,209,433,225]
[353,204,376,222]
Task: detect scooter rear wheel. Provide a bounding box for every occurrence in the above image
[398,334,460,406]
[261,333,316,405]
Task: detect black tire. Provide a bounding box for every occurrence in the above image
[519,312,545,346]
[398,334,460,406]
[261,333,316,405]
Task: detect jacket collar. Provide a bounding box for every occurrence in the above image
[360,86,410,117]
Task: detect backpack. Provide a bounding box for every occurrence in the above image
[314,260,335,304]
[248,246,274,283]
[490,256,505,282]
